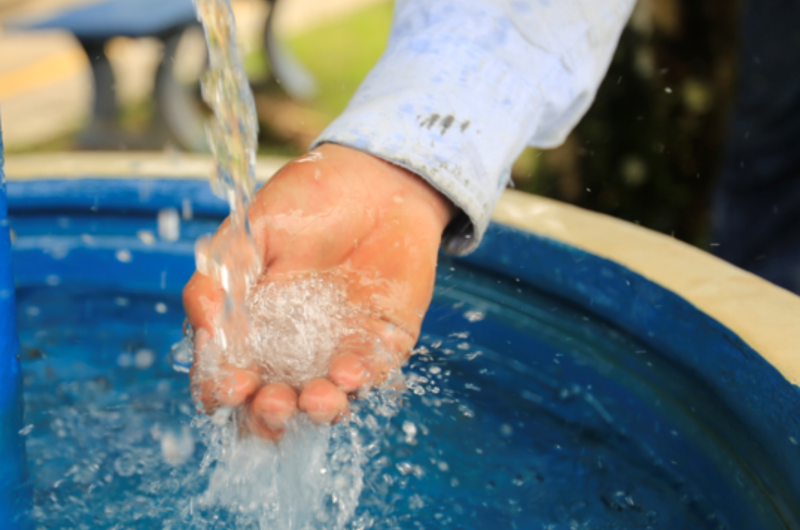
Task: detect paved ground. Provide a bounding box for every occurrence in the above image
[0,0,384,152]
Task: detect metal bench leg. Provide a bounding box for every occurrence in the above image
[155,24,209,152]
[78,40,121,149]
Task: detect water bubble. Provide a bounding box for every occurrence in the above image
[464,310,485,322]
[137,230,156,245]
[134,349,155,369]
[18,424,34,436]
[50,246,69,260]
[45,275,61,286]
[160,426,195,466]
[169,337,194,373]
[115,249,132,263]
[408,494,425,510]
[115,297,130,307]
[158,208,181,242]
[182,199,193,220]
[155,302,168,314]
[500,423,514,436]
[25,306,41,317]
[117,353,133,368]
[402,421,417,444]
[113,453,140,477]
[465,351,482,361]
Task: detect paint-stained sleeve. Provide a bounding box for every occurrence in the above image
[311,0,636,254]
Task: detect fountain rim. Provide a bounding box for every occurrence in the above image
[4,150,800,389]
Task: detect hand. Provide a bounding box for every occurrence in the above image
[183,144,455,440]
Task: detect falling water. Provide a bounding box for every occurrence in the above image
[193,0,261,364]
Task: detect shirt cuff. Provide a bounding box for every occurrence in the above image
[311,30,539,255]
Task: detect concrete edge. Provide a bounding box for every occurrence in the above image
[493,188,800,386]
[3,151,289,182]
[6,152,799,385]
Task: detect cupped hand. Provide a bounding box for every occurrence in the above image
[183,144,455,440]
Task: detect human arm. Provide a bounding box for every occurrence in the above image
[183,0,636,439]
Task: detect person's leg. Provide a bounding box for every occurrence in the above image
[713,0,800,294]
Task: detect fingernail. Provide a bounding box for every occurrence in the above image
[259,411,288,430]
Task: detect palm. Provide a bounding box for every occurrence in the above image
[183,144,453,439]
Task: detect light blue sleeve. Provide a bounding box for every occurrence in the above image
[311,0,637,254]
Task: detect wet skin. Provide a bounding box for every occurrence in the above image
[183,144,456,440]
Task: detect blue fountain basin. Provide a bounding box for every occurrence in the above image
[4,164,800,529]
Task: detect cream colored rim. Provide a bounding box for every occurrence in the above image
[5,152,800,385]
[3,151,289,182]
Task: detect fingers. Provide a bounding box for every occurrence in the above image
[251,383,298,430]
[183,271,224,334]
[243,383,299,440]
[215,366,261,407]
[329,353,369,393]
[299,378,349,424]
[192,361,261,413]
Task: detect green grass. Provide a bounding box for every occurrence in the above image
[285,1,394,122]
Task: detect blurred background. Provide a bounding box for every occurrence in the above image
[0,0,737,249]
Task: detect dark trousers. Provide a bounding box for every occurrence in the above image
[713,0,800,294]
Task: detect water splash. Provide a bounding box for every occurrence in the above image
[186,3,372,527]
[194,0,261,362]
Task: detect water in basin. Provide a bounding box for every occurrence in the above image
[16,249,786,529]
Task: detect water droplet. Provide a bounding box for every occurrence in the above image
[137,230,156,245]
[115,249,132,263]
[463,310,485,322]
[182,199,193,220]
[51,246,69,260]
[18,424,34,436]
[161,426,195,466]
[113,453,139,477]
[135,349,155,369]
[158,208,181,242]
[117,353,133,368]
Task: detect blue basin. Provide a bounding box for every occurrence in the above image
[2,166,800,528]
